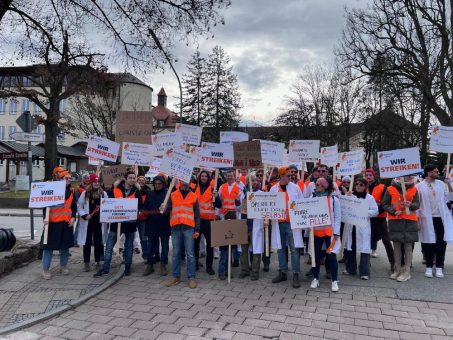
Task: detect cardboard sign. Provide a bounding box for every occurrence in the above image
[233,140,262,169]
[100,164,129,187]
[320,145,338,167]
[210,219,248,247]
[260,140,285,166]
[220,131,249,144]
[159,149,197,183]
[288,140,320,162]
[338,149,364,176]
[338,195,370,228]
[100,198,138,223]
[430,125,453,153]
[115,111,153,144]
[15,175,29,191]
[377,147,422,178]
[88,157,104,166]
[121,142,154,166]
[246,192,286,219]
[29,181,66,208]
[174,123,203,146]
[151,133,175,156]
[198,142,234,168]
[86,135,120,163]
[289,196,332,230]
[145,157,162,178]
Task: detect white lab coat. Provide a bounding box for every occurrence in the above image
[251,219,264,254]
[76,190,109,246]
[416,180,453,244]
[304,181,341,198]
[345,193,379,254]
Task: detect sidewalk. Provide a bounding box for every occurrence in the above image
[0,209,42,217]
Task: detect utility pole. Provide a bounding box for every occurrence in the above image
[24,111,34,240]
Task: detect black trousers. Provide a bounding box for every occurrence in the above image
[83,221,103,263]
[371,218,394,265]
[423,217,447,268]
[194,219,214,269]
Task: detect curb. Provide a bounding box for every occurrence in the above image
[0,265,124,336]
[0,214,43,217]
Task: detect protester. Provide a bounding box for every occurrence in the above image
[383,176,420,282]
[136,175,150,259]
[74,173,91,247]
[256,168,271,271]
[265,167,279,192]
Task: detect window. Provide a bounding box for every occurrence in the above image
[57,158,65,167]
[0,126,4,140]
[23,98,30,112]
[59,99,66,112]
[0,160,3,166]
[35,103,41,113]
[23,76,32,87]
[32,159,40,167]
[8,126,16,138]
[158,120,165,127]
[10,99,17,114]
[0,99,6,113]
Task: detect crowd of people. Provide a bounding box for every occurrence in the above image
[40,163,453,291]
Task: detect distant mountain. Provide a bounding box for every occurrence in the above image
[240,118,268,127]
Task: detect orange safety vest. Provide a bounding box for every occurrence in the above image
[220,182,240,215]
[314,196,333,237]
[49,188,74,223]
[387,185,418,221]
[240,175,246,185]
[170,190,197,227]
[277,184,290,223]
[195,186,215,220]
[138,193,147,221]
[113,187,136,199]
[297,180,305,194]
[370,183,387,218]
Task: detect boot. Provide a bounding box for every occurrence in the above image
[143,264,154,276]
[292,273,300,288]
[42,270,52,280]
[160,263,168,276]
[84,262,91,272]
[390,263,401,280]
[272,271,287,283]
[396,266,411,282]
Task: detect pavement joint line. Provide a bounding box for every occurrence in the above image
[0,264,124,336]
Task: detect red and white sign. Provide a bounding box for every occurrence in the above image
[198,142,234,168]
[247,192,286,219]
[377,147,422,178]
[288,140,320,163]
[86,135,120,163]
[88,157,104,166]
[29,181,66,208]
[289,197,332,230]
[100,198,138,223]
[220,131,249,145]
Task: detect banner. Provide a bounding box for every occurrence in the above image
[377,147,422,178]
[198,142,234,168]
[338,149,364,176]
[86,135,120,163]
[174,123,203,146]
[29,181,66,208]
[246,192,286,219]
[145,157,162,178]
[289,196,332,230]
[320,145,338,167]
[101,164,129,187]
[260,140,285,166]
[159,149,198,183]
[220,131,249,145]
[210,219,248,247]
[288,140,320,162]
[100,198,138,223]
[121,142,153,166]
[338,196,370,228]
[115,111,153,144]
[151,133,175,156]
[233,140,262,169]
[88,157,104,166]
[430,125,453,153]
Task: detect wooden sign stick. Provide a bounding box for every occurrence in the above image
[116,223,121,256]
[446,153,451,178]
[160,178,176,214]
[301,162,305,181]
[228,244,232,284]
[262,164,267,189]
[212,169,219,203]
[339,175,355,257]
[248,169,252,192]
[264,220,270,257]
[310,228,315,268]
[43,207,50,245]
[400,177,410,215]
[96,163,102,176]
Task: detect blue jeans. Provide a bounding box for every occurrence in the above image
[147,235,169,264]
[103,231,134,273]
[277,222,300,273]
[219,245,238,275]
[42,248,69,270]
[137,221,148,258]
[171,226,196,279]
[313,236,338,281]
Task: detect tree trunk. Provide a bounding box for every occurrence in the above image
[419,100,430,164]
[0,0,12,23]
[44,105,59,180]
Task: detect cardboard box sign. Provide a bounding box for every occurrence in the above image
[116,111,153,144]
[210,219,248,247]
[233,140,262,169]
[101,164,130,187]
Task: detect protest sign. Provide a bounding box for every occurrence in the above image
[101,164,129,187]
[174,123,203,146]
[210,219,248,247]
[15,175,29,191]
[233,140,262,169]
[121,142,153,166]
[159,148,197,183]
[288,140,320,162]
[198,142,234,168]
[145,157,162,178]
[115,111,153,144]
[246,192,286,219]
[260,140,285,166]
[100,198,138,223]
[377,147,422,178]
[220,131,249,144]
[289,196,332,230]
[88,157,104,166]
[320,145,338,167]
[86,135,120,163]
[151,133,175,156]
[338,195,370,228]
[430,125,453,153]
[29,181,66,208]
[338,149,364,176]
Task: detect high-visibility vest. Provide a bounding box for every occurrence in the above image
[370,183,387,218]
[49,188,74,223]
[195,186,215,220]
[220,183,240,215]
[138,193,147,221]
[240,175,246,185]
[297,180,305,194]
[113,187,136,199]
[387,185,418,221]
[277,185,290,223]
[170,190,197,227]
[314,196,333,237]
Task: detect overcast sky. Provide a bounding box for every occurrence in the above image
[137,0,369,126]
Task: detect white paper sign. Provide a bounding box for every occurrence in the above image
[220,131,249,145]
[288,140,320,162]
[86,135,120,162]
[151,133,175,156]
[246,192,286,219]
[430,125,453,153]
[29,181,66,208]
[338,196,369,228]
[15,175,29,191]
[121,142,153,166]
[338,149,364,176]
[320,145,338,167]
[159,148,198,183]
[174,123,203,146]
[100,198,138,223]
[88,157,104,166]
[145,157,162,178]
[198,142,234,168]
[377,147,422,178]
[260,140,285,166]
[289,196,332,230]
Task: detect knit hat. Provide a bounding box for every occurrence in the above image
[365,168,378,178]
[89,173,99,184]
[153,175,166,186]
[342,175,351,183]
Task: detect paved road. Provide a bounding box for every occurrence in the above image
[0,216,43,240]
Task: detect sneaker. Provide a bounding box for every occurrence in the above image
[218,273,226,280]
[60,266,69,275]
[435,267,444,278]
[332,281,339,292]
[292,273,300,288]
[390,271,399,280]
[342,270,350,275]
[84,263,91,272]
[42,270,52,280]
[371,251,378,258]
[397,271,411,282]
[361,276,369,280]
[143,264,154,276]
[250,273,259,281]
[310,278,319,289]
[166,277,181,287]
[93,269,108,277]
[238,272,249,279]
[425,268,433,278]
[206,267,215,276]
[160,263,168,276]
[134,248,140,254]
[272,271,287,283]
[188,279,197,289]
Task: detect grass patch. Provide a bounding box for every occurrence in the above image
[0,191,30,199]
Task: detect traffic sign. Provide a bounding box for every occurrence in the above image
[15,111,38,132]
[9,132,44,143]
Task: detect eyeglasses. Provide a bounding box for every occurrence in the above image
[256,174,263,178]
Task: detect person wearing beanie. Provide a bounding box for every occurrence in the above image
[416,164,453,278]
